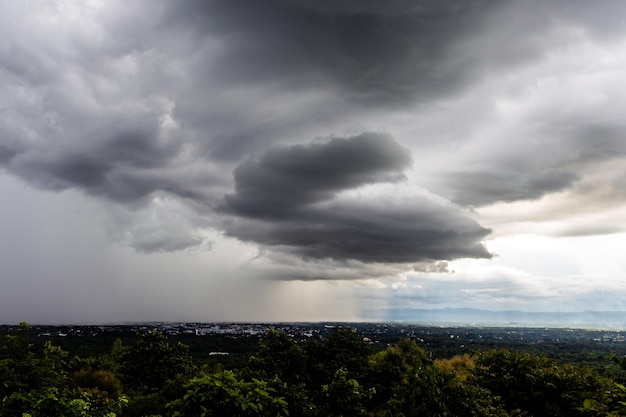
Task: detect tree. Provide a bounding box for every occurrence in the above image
[367,339,489,417]
[117,331,194,417]
[0,322,126,417]
[321,368,372,417]
[367,339,430,410]
[325,327,371,381]
[435,354,509,417]
[475,349,604,417]
[0,322,42,397]
[250,329,307,385]
[118,330,194,393]
[167,370,288,417]
[249,329,317,416]
[580,354,626,416]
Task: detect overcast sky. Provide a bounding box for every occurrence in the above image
[2,0,626,324]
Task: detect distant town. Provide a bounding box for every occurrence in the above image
[4,322,626,351]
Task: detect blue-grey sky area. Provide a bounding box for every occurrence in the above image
[2,1,626,324]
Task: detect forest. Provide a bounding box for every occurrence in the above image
[3,322,626,417]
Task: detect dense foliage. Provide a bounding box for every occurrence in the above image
[3,322,626,416]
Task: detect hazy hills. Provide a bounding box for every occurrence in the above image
[380,308,626,329]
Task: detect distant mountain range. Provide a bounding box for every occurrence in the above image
[376,308,626,329]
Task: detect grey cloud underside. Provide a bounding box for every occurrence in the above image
[225,205,491,263]
[170,0,498,105]
[3,0,624,257]
[444,169,580,207]
[7,127,213,203]
[0,143,23,164]
[570,124,626,164]
[131,234,205,254]
[170,0,623,106]
[171,0,626,209]
[223,133,491,263]
[3,1,621,205]
[441,122,626,207]
[225,133,411,218]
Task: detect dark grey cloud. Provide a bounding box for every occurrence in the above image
[0,142,24,164]
[222,133,491,264]
[5,0,622,208]
[225,132,411,218]
[444,169,580,207]
[4,0,626,323]
[438,121,626,207]
[225,198,492,264]
[2,0,625,257]
[9,127,184,202]
[168,0,497,106]
[569,124,626,164]
[165,0,626,167]
[167,0,626,109]
[126,229,208,254]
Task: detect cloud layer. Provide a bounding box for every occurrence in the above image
[225,133,411,218]
[222,133,490,263]
[3,0,626,293]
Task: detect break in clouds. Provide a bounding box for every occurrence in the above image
[3,0,626,279]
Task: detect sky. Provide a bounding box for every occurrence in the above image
[2,0,626,324]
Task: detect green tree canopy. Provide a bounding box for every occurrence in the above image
[118,330,194,393]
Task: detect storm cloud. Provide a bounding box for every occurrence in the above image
[167,0,494,105]
[225,133,411,217]
[222,133,491,263]
[9,127,183,201]
[3,0,626,324]
[443,169,580,207]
